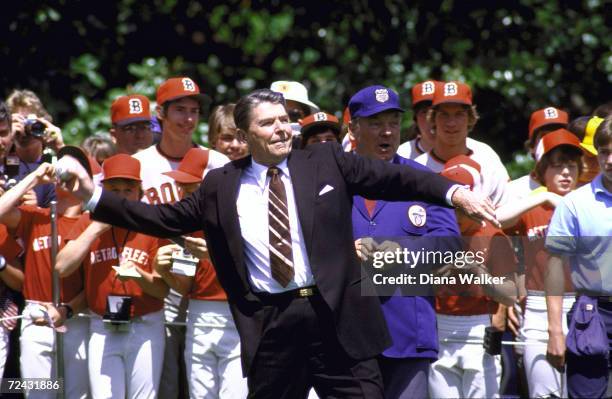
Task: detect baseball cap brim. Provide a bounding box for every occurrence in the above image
[283,97,320,113]
[162,170,202,184]
[101,174,142,183]
[162,93,212,111]
[580,142,597,156]
[354,104,404,118]
[57,146,93,178]
[114,116,152,127]
[433,99,471,106]
[301,121,341,137]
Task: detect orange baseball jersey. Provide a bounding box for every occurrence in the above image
[0,224,22,262]
[15,205,83,303]
[189,231,227,301]
[436,222,517,316]
[67,213,163,317]
[516,204,573,292]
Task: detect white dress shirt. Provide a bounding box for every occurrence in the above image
[236,158,315,293]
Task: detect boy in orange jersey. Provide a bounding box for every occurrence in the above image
[154,147,247,399]
[56,153,169,399]
[428,155,518,399]
[497,129,583,397]
[0,146,91,399]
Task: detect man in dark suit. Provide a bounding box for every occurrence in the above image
[62,88,497,399]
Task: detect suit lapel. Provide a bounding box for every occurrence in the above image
[288,150,316,260]
[217,157,250,289]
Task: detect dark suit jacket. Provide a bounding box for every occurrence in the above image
[92,143,454,375]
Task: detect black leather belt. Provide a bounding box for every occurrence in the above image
[256,286,319,304]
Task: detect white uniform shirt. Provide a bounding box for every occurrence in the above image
[414,140,510,207]
[133,145,229,205]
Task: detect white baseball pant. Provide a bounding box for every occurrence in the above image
[88,309,165,399]
[0,326,9,378]
[520,293,574,398]
[429,314,501,399]
[185,299,247,399]
[20,302,89,399]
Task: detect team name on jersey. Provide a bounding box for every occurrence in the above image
[527,224,548,241]
[90,246,150,266]
[32,235,62,252]
[143,182,183,205]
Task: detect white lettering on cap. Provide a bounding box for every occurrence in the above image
[375,89,389,103]
[421,81,435,95]
[544,107,559,119]
[128,99,143,114]
[444,82,458,97]
[182,78,196,92]
[314,112,328,121]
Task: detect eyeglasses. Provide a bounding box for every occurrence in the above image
[120,123,152,133]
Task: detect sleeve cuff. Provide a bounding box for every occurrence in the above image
[446,184,466,206]
[84,186,103,212]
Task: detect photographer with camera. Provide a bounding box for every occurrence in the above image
[6,89,64,207]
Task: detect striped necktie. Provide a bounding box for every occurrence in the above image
[267,167,294,287]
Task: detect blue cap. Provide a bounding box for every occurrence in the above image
[348,85,404,118]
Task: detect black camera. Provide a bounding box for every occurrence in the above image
[24,114,46,138]
[103,295,132,325]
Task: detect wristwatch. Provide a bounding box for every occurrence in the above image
[58,304,73,320]
[0,255,6,272]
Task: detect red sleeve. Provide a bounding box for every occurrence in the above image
[488,233,518,276]
[0,225,22,261]
[66,213,92,241]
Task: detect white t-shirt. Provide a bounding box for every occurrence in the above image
[508,174,541,200]
[414,140,510,207]
[133,145,230,205]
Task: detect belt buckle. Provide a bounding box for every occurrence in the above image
[298,287,313,298]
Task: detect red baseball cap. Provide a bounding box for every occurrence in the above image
[432,82,472,107]
[163,148,209,184]
[111,94,151,126]
[534,128,582,163]
[101,154,142,182]
[440,155,481,189]
[300,112,341,137]
[156,77,210,107]
[411,80,443,106]
[528,107,568,140]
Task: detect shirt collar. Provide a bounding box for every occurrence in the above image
[592,174,612,199]
[250,158,290,190]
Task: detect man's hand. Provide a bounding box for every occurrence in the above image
[39,119,64,151]
[354,237,377,261]
[184,236,209,261]
[56,155,95,202]
[451,187,500,228]
[154,244,181,276]
[546,330,566,372]
[33,304,66,328]
[507,296,525,336]
[20,189,38,206]
[32,163,57,186]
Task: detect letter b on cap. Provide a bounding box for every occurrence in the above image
[314,112,328,121]
[422,81,435,95]
[544,107,559,119]
[182,78,196,92]
[444,83,458,97]
[129,99,143,114]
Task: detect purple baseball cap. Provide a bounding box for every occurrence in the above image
[348,85,404,118]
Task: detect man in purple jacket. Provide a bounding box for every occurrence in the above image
[349,85,460,399]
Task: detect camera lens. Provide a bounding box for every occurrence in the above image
[30,121,46,137]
